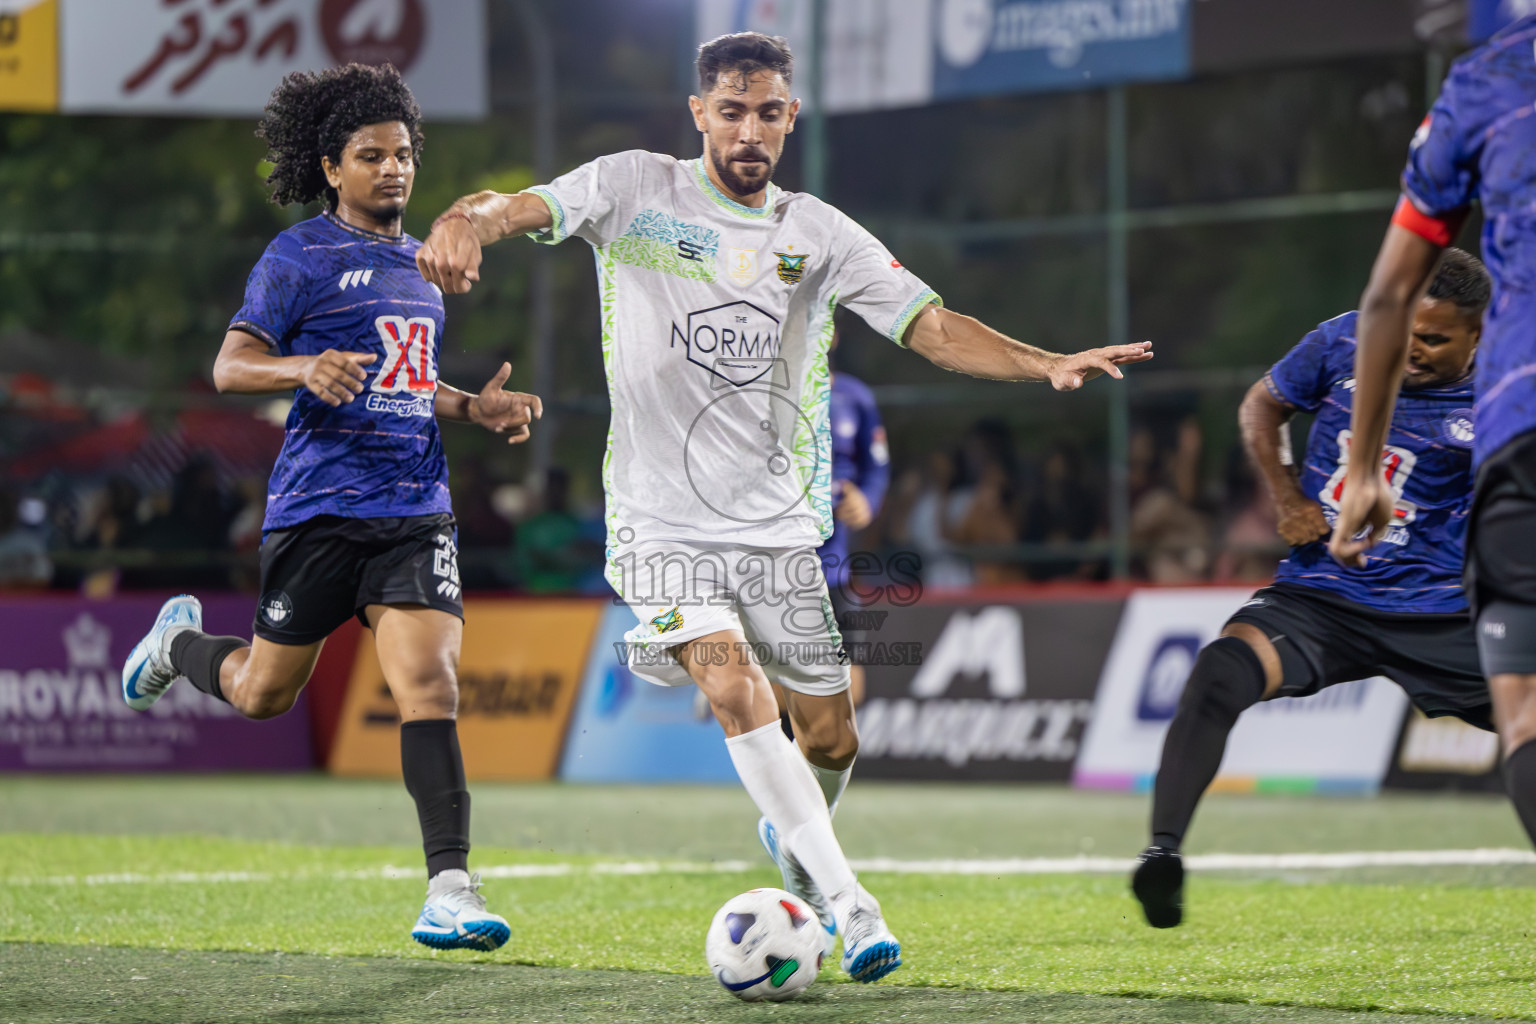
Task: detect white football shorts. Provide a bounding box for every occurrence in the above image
[607,538,850,697]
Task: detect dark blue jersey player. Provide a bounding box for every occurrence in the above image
[821,368,889,702]
[1332,14,1536,855]
[119,64,540,951]
[1133,251,1493,929]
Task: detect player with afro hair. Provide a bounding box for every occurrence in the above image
[256,61,425,210]
[122,60,542,953]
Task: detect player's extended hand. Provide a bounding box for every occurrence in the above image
[304,349,376,407]
[1275,497,1331,547]
[1327,473,1395,568]
[468,361,543,444]
[1048,341,1154,391]
[416,214,483,295]
[834,480,873,531]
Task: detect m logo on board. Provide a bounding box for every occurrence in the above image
[910,606,1024,698]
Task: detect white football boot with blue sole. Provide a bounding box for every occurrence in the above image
[121,594,202,711]
[411,870,510,951]
[838,883,902,983]
[757,816,837,957]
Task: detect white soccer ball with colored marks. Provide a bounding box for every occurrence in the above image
[705,887,825,1001]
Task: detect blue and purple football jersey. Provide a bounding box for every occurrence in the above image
[1398,13,1536,468]
[820,373,889,589]
[229,212,451,531]
[1266,311,1475,614]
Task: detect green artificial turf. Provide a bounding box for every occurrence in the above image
[3,944,1510,1024]
[3,779,1534,1022]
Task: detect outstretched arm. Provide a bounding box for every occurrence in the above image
[1239,380,1328,547]
[903,304,1152,391]
[416,191,555,295]
[1328,224,1444,567]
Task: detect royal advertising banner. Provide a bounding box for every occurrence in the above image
[328,598,601,780]
[1074,589,1410,795]
[559,603,737,784]
[10,0,487,118]
[0,595,312,771]
[856,594,1122,782]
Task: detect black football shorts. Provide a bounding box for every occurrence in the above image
[1467,429,1536,615]
[1226,582,1492,731]
[254,513,463,645]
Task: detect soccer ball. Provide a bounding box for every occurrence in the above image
[705,888,825,1001]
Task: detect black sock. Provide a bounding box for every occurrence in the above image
[1503,740,1536,848]
[169,631,246,704]
[401,719,471,878]
[1150,636,1267,851]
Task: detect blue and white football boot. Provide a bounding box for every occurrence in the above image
[121,594,202,711]
[757,816,838,958]
[837,883,902,983]
[411,870,510,951]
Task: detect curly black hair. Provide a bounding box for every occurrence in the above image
[256,63,424,209]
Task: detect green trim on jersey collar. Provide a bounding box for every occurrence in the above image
[689,159,778,219]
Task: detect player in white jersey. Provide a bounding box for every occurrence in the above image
[418,33,1152,981]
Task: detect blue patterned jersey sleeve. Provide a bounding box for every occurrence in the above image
[1264,320,1341,413]
[229,236,310,350]
[1402,70,1479,219]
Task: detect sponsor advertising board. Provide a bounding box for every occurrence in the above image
[0,0,58,111]
[1074,588,1409,794]
[559,603,737,784]
[328,598,601,780]
[0,595,312,771]
[698,0,1191,110]
[857,595,1122,781]
[1,0,486,116]
[1382,708,1503,793]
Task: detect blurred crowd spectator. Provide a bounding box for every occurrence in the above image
[869,413,1286,589]
[4,402,1283,596]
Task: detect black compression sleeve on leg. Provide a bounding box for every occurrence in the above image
[401,719,472,878]
[1150,635,1268,851]
[1503,740,1536,848]
[169,632,246,703]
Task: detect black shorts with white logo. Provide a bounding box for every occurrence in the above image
[1226,582,1492,731]
[254,513,463,645]
[1466,429,1536,616]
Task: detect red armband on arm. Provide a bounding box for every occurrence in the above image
[1390,195,1464,248]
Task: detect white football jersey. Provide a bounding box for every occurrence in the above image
[527,150,939,550]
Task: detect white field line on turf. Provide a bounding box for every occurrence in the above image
[6,849,1536,887]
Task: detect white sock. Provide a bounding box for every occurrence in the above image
[726,721,858,912]
[808,760,852,817]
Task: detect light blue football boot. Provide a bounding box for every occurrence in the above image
[121,594,202,711]
[837,882,902,983]
[411,870,510,951]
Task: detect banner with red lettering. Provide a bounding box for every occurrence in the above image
[0,595,313,771]
[56,0,485,118]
